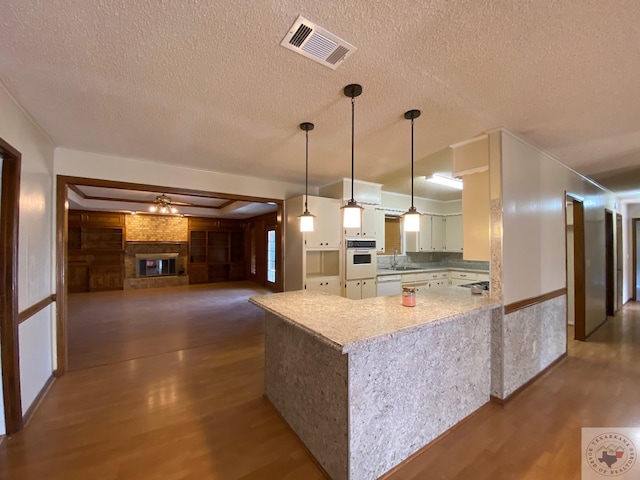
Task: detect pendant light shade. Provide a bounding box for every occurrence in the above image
[341,84,364,229]
[402,109,422,232]
[298,122,316,232]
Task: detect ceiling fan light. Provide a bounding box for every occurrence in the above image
[426,174,463,190]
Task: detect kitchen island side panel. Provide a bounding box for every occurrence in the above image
[264,312,349,480]
[499,295,567,399]
[348,310,492,480]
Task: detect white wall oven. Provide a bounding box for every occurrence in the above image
[345,239,377,280]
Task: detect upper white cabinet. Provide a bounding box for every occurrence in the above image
[344,205,385,253]
[431,216,446,251]
[405,214,432,252]
[445,214,463,252]
[405,214,462,253]
[304,196,341,249]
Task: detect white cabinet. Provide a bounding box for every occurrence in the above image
[305,196,341,249]
[405,214,433,252]
[345,278,376,300]
[445,214,463,252]
[449,270,475,285]
[431,216,446,251]
[306,276,341,296]
[284,195,342,292]
[449,270,489,286]
[344,205,385,253]
[407,215,463,253]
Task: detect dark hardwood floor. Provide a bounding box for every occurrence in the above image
[1,285,639,479]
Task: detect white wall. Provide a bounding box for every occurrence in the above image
[54,148,307,201]
[501,130,616,335]
[0,84,56,434]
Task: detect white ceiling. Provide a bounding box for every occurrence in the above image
[1,1,639,201]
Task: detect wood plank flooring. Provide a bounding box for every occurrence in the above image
[1,284,639,479]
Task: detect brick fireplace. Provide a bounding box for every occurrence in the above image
[124,242,189,289]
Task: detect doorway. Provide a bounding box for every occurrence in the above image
[566,195,586,341]
[0,138,22,434]
[605,210,614,316]
[56,175,284,375]
[616,213,623,311]
[633,218,640,301]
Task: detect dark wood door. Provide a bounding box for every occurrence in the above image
[605,210,614,317]
[616,214,623,312]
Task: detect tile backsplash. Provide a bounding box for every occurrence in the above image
[377,251,489,271]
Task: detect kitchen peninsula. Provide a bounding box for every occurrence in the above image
[250,288,499,480]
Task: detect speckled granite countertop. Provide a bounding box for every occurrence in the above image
[376,266,490,276]
[250,288,500,354]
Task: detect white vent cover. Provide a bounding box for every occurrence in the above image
[280,15,356,70]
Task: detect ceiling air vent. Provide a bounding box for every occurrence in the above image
[280,15,356,70]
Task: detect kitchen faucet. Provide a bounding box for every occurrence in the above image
[392,248,398,268]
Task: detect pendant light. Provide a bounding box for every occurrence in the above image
[298,122,316,232]
[402,109,421,232]
[341,84,364,229]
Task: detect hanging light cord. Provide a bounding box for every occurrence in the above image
[350,95,355,203]
[410,116,415,209]
[304,128,309,213]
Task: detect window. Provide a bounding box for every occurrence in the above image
[384,217,402,255]
[267,229,276,283]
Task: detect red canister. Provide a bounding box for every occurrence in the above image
[402,286,416,307]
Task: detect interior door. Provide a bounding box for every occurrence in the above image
[605,210,614,316]
[616,213,623,312]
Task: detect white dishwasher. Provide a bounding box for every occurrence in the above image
[376,274,402,297]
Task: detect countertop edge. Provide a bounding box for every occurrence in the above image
[250,293,501,355]
[341,302,500,353]
[249,297,345,352]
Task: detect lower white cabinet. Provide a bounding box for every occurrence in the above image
[306,276,341,296]
[345,278,377,300]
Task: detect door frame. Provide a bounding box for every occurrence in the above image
[616,213,623,312]
[55,175,284,375]
[0,138,22,434]
[633,218,640,302]
[566,195,586,341]
[605,209,614,316]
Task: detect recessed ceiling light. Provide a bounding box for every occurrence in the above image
[425,174,463,190]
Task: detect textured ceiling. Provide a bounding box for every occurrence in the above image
[1,1,640,201]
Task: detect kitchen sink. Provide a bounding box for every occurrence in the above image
[390,266,422,271]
